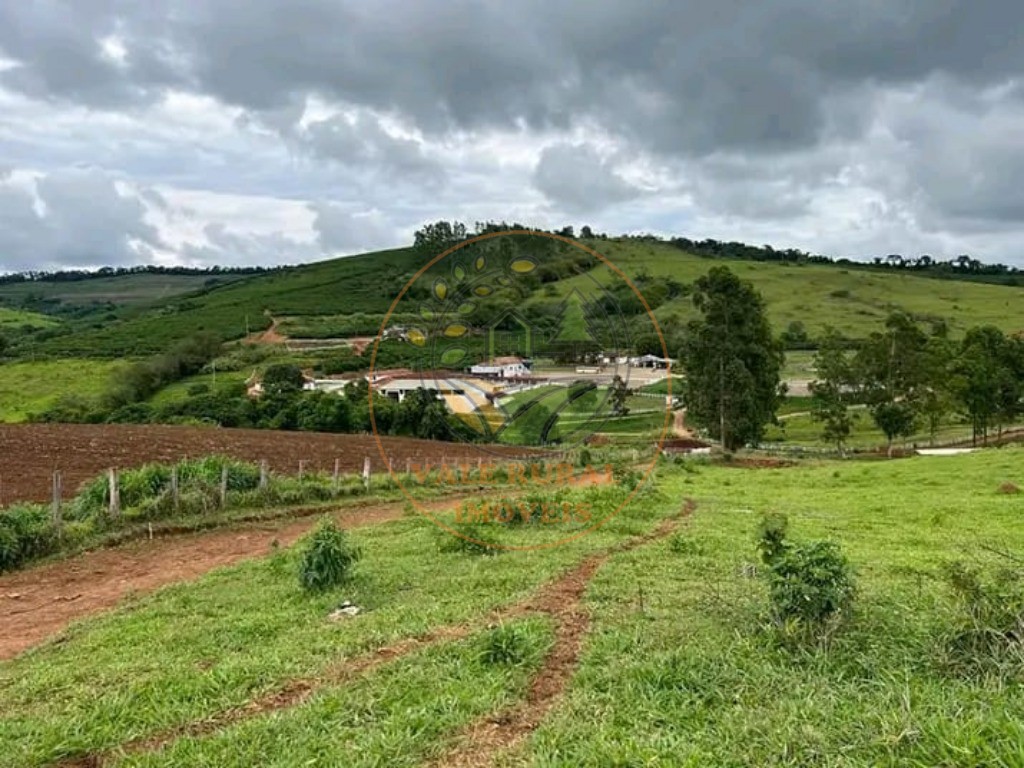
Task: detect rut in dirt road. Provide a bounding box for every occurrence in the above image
[52,501,697,768]
[426,499,698,768]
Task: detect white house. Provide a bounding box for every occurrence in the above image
[470,356,533,379]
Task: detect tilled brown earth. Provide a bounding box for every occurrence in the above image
[0,423,538,505]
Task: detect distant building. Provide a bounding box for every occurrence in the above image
[470,356,533,379]
[629,354,676,369]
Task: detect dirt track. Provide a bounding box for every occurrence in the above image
[0,499,448,660]
[0,423,535,506]
[54,500,697,768]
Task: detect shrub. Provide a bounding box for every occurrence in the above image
[480,623,533,666]
[0,504,59,571]
[668,532,704,556]
[756,512,790,565]
[767,540,855,628]
[998,482,1020,495]
[939,561,1024,675]
[437,524,500,556]
[298,519,361,593]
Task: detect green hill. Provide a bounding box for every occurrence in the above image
[7,237,1024,360]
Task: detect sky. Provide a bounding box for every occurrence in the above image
[2,1,1024,272]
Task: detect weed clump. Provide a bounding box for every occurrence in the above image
[939,561,1024,675]
[437,524,500,556]
[480,623,534,666]
[997,482,1020,495]
[298,518,361,592]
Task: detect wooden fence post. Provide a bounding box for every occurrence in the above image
[405,458,412,476]
[362,457,371,491]
[333,458,341,490]
[51,470,62,533]
[108,468,121,519]
[259,460,269,491]
[298,460,306,482]
[170,466,180,511]
[220,466,229,508]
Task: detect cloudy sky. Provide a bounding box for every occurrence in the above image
[2,1,1024,271]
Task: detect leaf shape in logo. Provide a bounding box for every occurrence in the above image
[420,307,435,321]
[433,279,448,301]
[475,256,486,271]
[473,285,493,297]
[453,264,466,281]
[459,301,476,315]
[444,323,467,338]
[511,259,536,274]
[408,328,427,347]
[440,347,466,366]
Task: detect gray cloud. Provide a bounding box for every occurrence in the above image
[309,202,396,254]
[533,143,642,213]
[1,2,1024,266]
[0,167,161,271]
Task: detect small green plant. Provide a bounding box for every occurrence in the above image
[756,512,790,565]
[767,541,855,628]
[480,623,533,666]
[437,524,500,556]
[578,448,593,468]
[298,518,361,592]
[668,532,704,556]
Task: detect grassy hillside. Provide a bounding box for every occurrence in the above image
[0,359,128,421]
[0,307,58,330]
[26,248,422,356]
[0,273,250,308]
[10,237,1024,361]
[544,239,1024,338]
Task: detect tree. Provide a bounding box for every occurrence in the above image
[809,328,855,455]
[854,312,929,454]
[609,375,629,416]
[951,326,1019,445]
[681,267,784,450]
[262,364,306,397]
[917,334,956,445]
[873,401,917,455]
[413,221,468,258]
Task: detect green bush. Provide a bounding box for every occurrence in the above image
[480,623,534,666]
[298,519,361,592]
[767,540,855,628]
[0,504,59,571]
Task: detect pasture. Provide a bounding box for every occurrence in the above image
[2,449,1022,765]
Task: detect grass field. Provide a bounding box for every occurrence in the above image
[549,239,1024,339]
[0,359,127,421]
[0,308,59,331]
[0,274,249,308]
[526,449,1024,766]
[2,450,1023,765]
